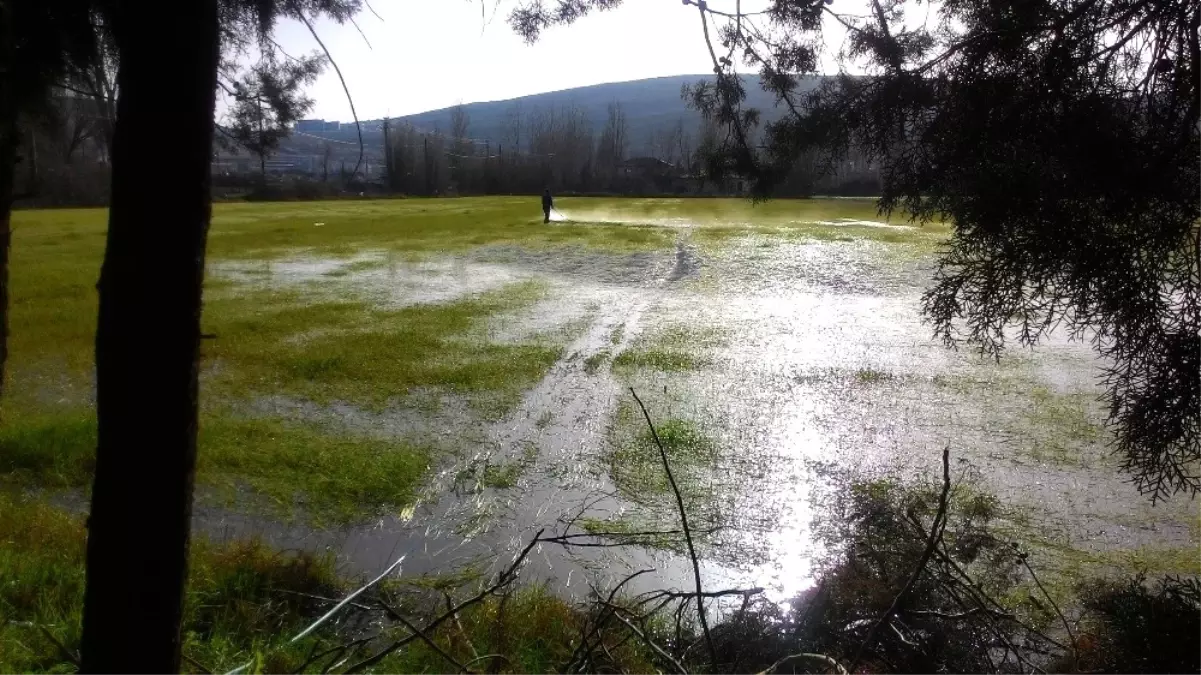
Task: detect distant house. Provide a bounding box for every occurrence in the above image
[295,119,343,133]
[616,157,689,194]
[618,156,677,177]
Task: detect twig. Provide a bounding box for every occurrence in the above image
[275,588,373,612]
[758,652,848,675]
[460,653,511,673]
[629,388,718,671]
[36,624,79,668]
[634,587,764,605]
[607,606,689,675]
[379,600,468,673]
[348,16,372,49]
[182,653,213,674]
[296,636,376,673]
[224,554,404,675]
[296,11,364,180]
[345,531,544,673]
[444,590,480,659]
[562,569,654,673]
[538,526,726,549]
[364,0,383,22]
[847,445,952,672]
[1018,550,1079,670]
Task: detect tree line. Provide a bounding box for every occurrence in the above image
[373,100,880,197]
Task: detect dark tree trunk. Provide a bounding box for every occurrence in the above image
[0,0,14,411]
[0,126,12,416]
[79,0,219,671]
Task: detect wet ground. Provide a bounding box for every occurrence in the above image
[198,210,1198,601]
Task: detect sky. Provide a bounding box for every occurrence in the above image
[270,0,855,122]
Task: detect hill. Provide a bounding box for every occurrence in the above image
[281,74,820,158]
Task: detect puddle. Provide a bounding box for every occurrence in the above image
[211,252,533,307]
[806,218,915,229]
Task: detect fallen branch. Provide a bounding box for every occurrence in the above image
[295,635,376,673]
[444,590,480,659]
[378,600,468,673]
[36,624,79,668]
[630,388,718,671]
[345,531,543,673]
[606,604,689,675]
[224,554,404,675]
[561,569,655,673]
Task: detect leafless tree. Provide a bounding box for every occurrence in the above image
[450,103,470,191]
[595,101,628,189]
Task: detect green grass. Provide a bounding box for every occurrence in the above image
[0,412,431,523]
[1022,386,1104,466]
[578,515,685,553]
[198,417,431,522]
[0,494,341,674]
[480,444,539,490]
[582,350,611,375]
[612,348,706,371]
[205,198,679,260]
[611,324,728,373]
[853,367,895,384]
[1,196,959,670]
[606,407,720,505]
[203,280,560,415]
[0,494,657,674]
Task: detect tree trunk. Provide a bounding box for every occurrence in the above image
[79,0,219,671]
[0,0,15,412]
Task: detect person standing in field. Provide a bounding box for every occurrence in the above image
[542,188,554,223]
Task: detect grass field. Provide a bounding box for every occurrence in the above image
[2,196,1196,672]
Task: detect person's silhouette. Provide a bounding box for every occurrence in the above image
[542,188,554,223]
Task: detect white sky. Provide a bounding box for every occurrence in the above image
[271,0,858,121]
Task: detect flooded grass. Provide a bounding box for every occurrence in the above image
[3,196,1197,670]
[612,323,728,373]
[853,367,895,384]
[582,350,611,375]
[198,417,432,522]
[606,405,721,506]
[204,280,560,417]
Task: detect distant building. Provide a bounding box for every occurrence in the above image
[616,157,688,194]
[617,156,679,177]
[296,119,326,132]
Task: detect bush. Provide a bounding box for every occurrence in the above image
[1074,574,1201,674]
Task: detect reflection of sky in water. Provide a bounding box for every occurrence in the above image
[199,229,1195,601]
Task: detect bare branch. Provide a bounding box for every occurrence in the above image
[605,604,689,675]
[848,446,951,672]
[345,531,544,673]
[36,624,79,668]
[379,600,469,673]
[629,388,717,671]
[1018,549,1079,670]
[224,554,404,675]
[296,11,364,179]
